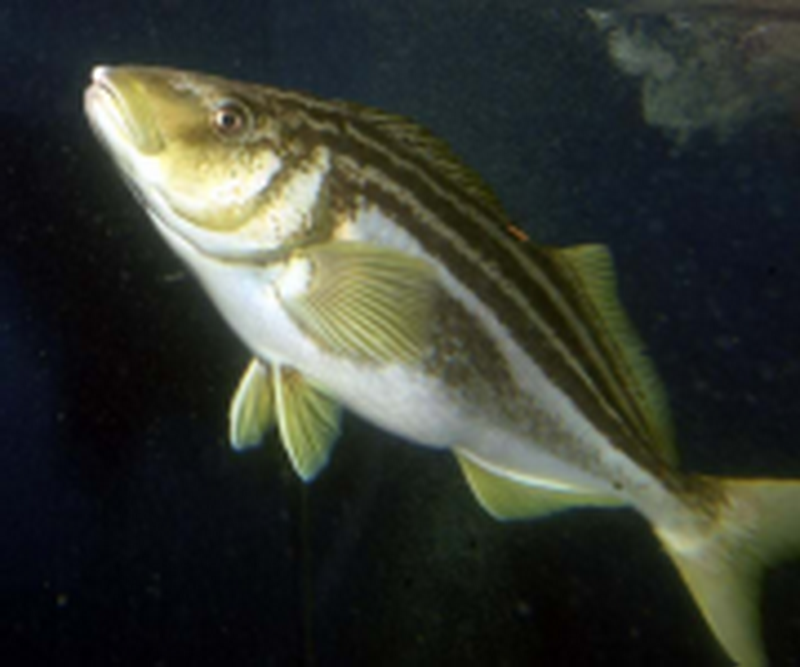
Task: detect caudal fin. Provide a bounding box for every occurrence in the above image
[655,478,800,666]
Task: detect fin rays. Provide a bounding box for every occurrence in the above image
[657,477,800,667]
[281,242,437,365]
[229,358,341,480]
[455,451,624,521]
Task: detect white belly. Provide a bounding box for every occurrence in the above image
[154,208,674,515]
[195,254,471,449]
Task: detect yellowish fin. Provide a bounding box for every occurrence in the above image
[229,358,274,451]
[554,243,676,464]
[656,478,800,667]
[274,365,341,481]
[281,242,437,365]
[455,452,623,521]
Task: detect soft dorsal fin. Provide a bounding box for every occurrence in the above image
[455,452,623,521]
[554,244,676,465]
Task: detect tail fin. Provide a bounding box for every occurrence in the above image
[655,478,800,667]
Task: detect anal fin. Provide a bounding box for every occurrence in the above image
[455,452,623,521]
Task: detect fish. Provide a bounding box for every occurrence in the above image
[84,65,800,666]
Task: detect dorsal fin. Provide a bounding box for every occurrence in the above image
[347,103,509,221]
[554,244,677,465]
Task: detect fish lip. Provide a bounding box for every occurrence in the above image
[84,69,126,145]
[84,65,165,156]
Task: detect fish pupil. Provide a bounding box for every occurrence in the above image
[212,102,247,136]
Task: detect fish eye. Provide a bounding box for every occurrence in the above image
[211,100,251,137]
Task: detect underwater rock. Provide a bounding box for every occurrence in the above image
[588,1,800,141]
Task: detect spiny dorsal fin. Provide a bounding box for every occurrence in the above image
[455,452,623,521]
[280,242,438,365]
[555,244,676,465]
[274,365,341,481]
[346,103,509,221]
[229,357,274,451]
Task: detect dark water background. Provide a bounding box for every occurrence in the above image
[1,1,799,665]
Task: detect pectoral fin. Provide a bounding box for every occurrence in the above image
[280,242,437,365]
[455,452,623,521]
[274,365,342,481]
[229,358,274,451]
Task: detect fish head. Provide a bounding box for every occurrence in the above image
[84,65,312,259]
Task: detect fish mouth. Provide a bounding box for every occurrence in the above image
[84,66,165,157]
